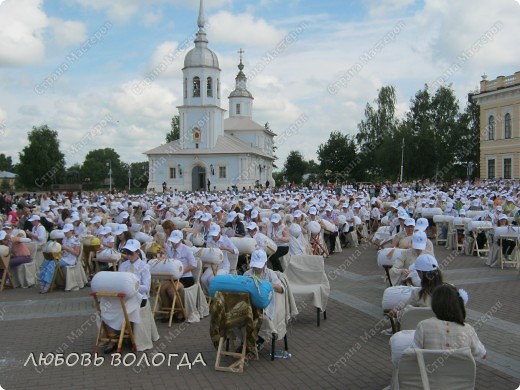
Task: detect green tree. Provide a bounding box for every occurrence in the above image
[166,115,180,143]
[18,125,65,190]
[129,161,149,189]
[457,96,480,178]
[284,150,307,184]
[81,148,123,189]
[317,131,357,182]
[0,154,14,172]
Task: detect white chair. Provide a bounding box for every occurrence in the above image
[10,242,38,288]
[62,245,89,291]
[396,347,476,389]
[181,259,209,323]
[228,253,239,275]
[284,255,330,326]
[259,271,299,360]
[400,307,435,331]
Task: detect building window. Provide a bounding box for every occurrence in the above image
[504,158,512,179]
[217,79,220,99]
[193,77,200,97]
[207,77,213,97]
[184,78,187,98]
[487,159,495,179]
[488,116,495,140]
[504,113,512,139]
[169,167,176,179]
[195,143,199,149]
[236,104,241,115]
[219,166,226,179]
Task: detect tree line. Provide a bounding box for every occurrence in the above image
[279,84,480,185]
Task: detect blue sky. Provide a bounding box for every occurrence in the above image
[1,0,519,169]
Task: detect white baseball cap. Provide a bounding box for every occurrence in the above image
[404,218,415,227]
[122,239,141,252]
[168,230,183,244]
[250,249,268,268]
[415,218,429,232]
[246,222,258,230]
[208,224,221,237]
[201,213,212,222]
[271,213,281,223]
[62,223,74,233]
[28,215,40,222]
[0,231,6,240]
[142,216,152,222]
[114,224,128,236]
[410,254,438,272]
[412,231,427,250]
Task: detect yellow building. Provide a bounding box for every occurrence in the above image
[473,71,520,179]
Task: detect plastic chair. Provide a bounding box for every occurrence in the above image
[397,347,476,389]
[10,242,38,288]
[284,255,330,326]
[182,258,209,323]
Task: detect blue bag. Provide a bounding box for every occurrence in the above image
[209,274,273,309]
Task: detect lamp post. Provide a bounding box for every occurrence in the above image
[106,161,112,193]
[128,166,131,191]
[400,138,404,183]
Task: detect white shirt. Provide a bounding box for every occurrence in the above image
[206,235,238,273]
[167,242,197,278]
[119,258,151,299]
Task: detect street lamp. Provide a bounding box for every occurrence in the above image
[106,161,112,193]
[400,138,404,183]
[177,164,183,177]
[128,166,131,191]
[210,164,215,175]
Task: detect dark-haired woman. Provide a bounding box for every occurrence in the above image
[413,284,486,359]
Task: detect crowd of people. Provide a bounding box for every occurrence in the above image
[1,178,514,374]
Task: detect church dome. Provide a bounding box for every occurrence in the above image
[184,45,219,69]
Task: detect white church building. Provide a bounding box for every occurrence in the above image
[145,1,276,192]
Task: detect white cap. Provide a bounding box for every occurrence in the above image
[201,213,212,222]
[28,215,40,222]
[404,218,415,227]
[0,231,6,240]
[168,230,184,244]
[142,216,152,222]
[325,205,333,212]
[271,213,281,223]
[122,239,141,252]
[227,211,237,223]
[498,214,508,221]
[208,224,221,237]
[62,223,74,233]
[415,218,429,232]
[410,254,438,272]
[250,249,268,268]
[308,207,317,215]
[251,209,259,218]
[50,230,65,240]
[412,231,427,250]
[114,224,128,236]
[293,210,303,218]
[246,222,258,230]
[90,216,101,224]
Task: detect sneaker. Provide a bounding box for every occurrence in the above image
[39,283,50,294]
[380,328,393,336]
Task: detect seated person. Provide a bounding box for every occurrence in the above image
[39,224,80,293]
[413,284,486,359]
[497,214,516,259]
[391,218,415,249]
[225,211,245,238]
[389,231,431,286]
[240,249,284,350]
[387,254,443,330]
[201,224,238,291]
[1,226,32,271]
[103,239,153,354]
[159,230,197,322]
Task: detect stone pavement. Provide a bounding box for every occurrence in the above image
[0,242,519,390]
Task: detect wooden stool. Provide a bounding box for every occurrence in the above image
[151,273,186,328]
[91,292,137,354]
[214,293,258,373]
[0,254,13,292]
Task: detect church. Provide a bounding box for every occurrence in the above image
[145,0,276,192]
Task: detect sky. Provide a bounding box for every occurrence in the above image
[1,0,519,170]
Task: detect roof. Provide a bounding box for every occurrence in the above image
[144,134,274,160]
[224,117,277,136]
[0,171,16,179]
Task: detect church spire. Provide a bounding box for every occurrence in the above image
[195,0,208,45]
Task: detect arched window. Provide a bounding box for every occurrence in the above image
[207,77,213,97]
[217,78,220,99]
[193,77,200,97]
[504,113,512,139]
[183,78,187,98]
[488,116,495,140]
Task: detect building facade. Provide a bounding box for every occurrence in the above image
[473,71,520,179]
[145,1,275,192]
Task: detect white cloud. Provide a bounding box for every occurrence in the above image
[146,41,186,79]
[0,0,48,66]
[365,0,417,17]
[207,11,286,47]
[142,11,163,26]
[49,17,86,47]
[71,0,140,22]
